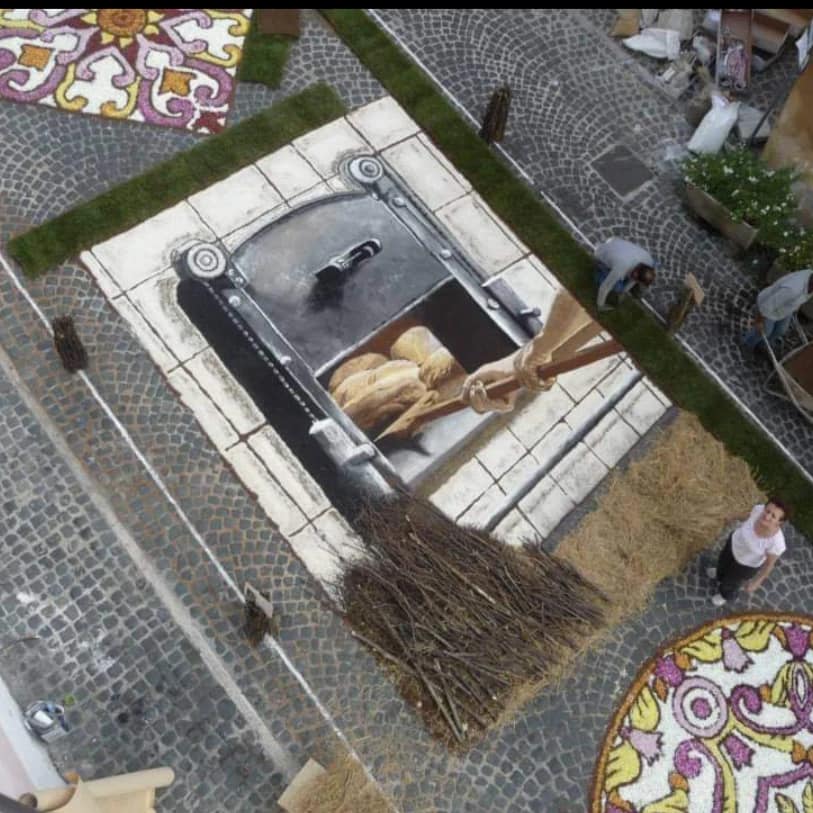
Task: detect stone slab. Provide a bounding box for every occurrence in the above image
[417,132,472,192]
[185,348,264,436]
[188,165,283,238]
[80,250,122,300]
[92,202,214,291]
[617,381,668,434]
[475,428,526,480]
[549,441,609,504]
[584,409,641,468]
[288,510,363,594]
[458,482,507,530]
[293,118,372,178]
[221,203,289,253]
[508,384,575,449]
[167,367,239,453]
[493,508,540,547]
[224,444,307,536]
[429,457,494,519]
[557,338,623,402]
[382,136,468,211]
[591,143,653,199]
[519,474,576,539]
[497,257,559,324]
[255,145,324,200]
[347,96,420,150]
[436,194,524,277]
[128,270,208,363]
[109,295,179,374]
[248,426,331,520]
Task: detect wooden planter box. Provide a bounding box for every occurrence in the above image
[685,181,758,250]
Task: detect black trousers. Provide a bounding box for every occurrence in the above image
[716,535,760,600]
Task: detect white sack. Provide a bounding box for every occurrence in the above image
[623,28,681,60]
[687,93,740,154]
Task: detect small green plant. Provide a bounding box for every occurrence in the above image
[682,148,799,249]
[776,225,813,272]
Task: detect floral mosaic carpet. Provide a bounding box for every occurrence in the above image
[0,9,251,133]
[592,614,813,813]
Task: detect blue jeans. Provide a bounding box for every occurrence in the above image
[594,263,626,294]
[742,315,792,350]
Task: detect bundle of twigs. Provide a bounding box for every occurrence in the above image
[51,315,88,373]
[341,497,608,745]
[479,84,512,144]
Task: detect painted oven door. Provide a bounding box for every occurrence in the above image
[230,192,451,375]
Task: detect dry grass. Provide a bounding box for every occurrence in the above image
[557,411,763,624]
[294,754,393,813]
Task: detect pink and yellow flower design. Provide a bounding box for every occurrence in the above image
[0,8,252,133]
[593,614,813,813]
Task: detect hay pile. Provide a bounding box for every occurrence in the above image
[342,497,609,746]
[557,411,764,623]
[294,754,393,813]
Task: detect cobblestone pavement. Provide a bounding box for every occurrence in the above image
[0,354,291,811]
[1,9,812,813]
[373,8,813,476]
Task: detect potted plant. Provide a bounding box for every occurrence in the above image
[682,148,798,251]
[768,226,813,319]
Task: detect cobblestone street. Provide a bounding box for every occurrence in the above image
[0,9,812,812]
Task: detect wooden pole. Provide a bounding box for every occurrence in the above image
[378,340,623,440]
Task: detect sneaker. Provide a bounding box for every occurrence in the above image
[706,567,717,579]
[711,593,727,607]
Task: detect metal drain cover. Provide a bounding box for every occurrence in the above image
[592,144,654,199]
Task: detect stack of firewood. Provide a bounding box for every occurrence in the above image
[328,326,465,434]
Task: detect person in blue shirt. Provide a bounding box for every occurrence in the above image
[743,268,813,353]
[594,237,657,311]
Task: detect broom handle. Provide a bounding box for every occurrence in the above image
[414,340,623,424]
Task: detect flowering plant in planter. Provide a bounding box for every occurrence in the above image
[776,226,813,272]
[682,148,798,249]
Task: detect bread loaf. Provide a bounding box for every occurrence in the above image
[343,366,427,431]
[420,347,466,395]
[328,352,388,395]
[390,326,442,365]
[391,326,465,397]
[332,359,417,408]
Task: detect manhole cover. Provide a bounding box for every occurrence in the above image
[592,144,654,199]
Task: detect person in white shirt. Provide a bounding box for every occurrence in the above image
[594,237,657,311]
[743,269,813,353]
[707,498,789,607]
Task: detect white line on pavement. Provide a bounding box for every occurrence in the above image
[0,250,391,802]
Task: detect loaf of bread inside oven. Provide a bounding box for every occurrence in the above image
[391,326,465,397]
[343,365,428,431]
[332,359,418,408]
[328,352,388,395]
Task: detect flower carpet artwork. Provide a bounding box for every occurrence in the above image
[0,9,251,133]
[592,614,813,813]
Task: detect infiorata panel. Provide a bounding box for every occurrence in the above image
[0,9,251,133]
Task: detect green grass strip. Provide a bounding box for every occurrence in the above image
[7,83,346,278]
[237,13,294,88]
[321,9,813,533]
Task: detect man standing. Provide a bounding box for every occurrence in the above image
[708,498,789,606]
[594,237,657,311]
[743,268,813,353]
